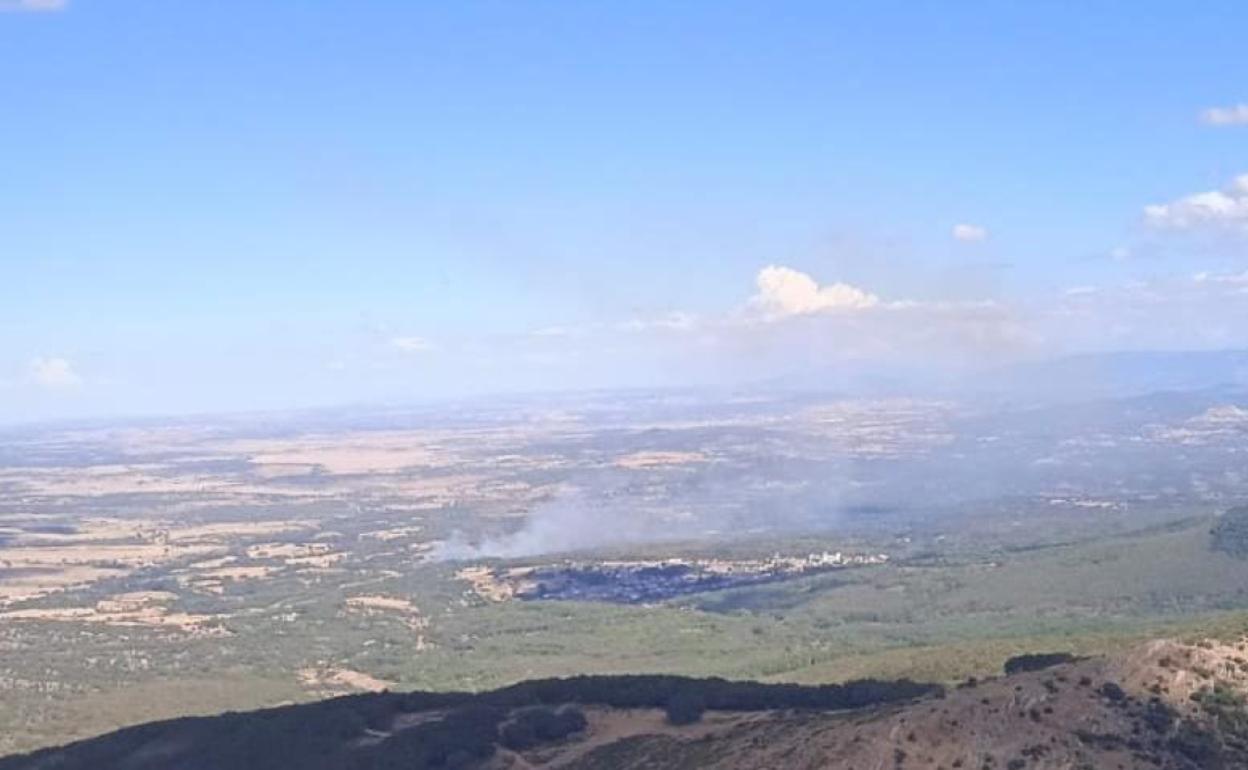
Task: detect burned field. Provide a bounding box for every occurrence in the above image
[515,562,794,604]
[458,552,889,605]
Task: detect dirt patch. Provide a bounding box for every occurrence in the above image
[345,595,429,647]
[298,666,394,694]
[613,451,708,469]
[0,591,226,634]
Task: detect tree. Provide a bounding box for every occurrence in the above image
[1212,506,1248,557]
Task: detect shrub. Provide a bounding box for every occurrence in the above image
[1099,682,1126,702]
[1211,506,1248,557]
[1003,652,1077,675]
[498,718,538,751]
[498,705,587,750]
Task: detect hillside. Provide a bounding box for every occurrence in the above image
[7,635,1248,770]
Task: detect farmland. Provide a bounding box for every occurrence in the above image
[4,387,1248,754]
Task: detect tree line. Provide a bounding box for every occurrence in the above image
[0,674,942,770]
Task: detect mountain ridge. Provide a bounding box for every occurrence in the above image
[8,634,1248,769]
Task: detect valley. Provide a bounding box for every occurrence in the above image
[3,385,1248,756]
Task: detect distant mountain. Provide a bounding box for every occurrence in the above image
[981,349,1248,402]
[5,637,1248,769]
[749,349,1248,405]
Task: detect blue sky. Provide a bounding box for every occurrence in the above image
[3,0,1248,422]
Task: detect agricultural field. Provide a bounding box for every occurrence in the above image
[4,386,1248,755]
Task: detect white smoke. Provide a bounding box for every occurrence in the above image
[429,490,687,561]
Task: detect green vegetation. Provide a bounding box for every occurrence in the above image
[0,674,939,770]
[10,512,1248,755]
[498,705,587,751]
[1002,652,1078,675]
[1212,506,1248,558]
[664,690,706,725]
[8,392,1248,757]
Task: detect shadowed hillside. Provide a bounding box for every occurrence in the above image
[12,635,1248,769]
[0,675,937,770]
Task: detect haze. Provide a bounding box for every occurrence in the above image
[5,1,1248,423]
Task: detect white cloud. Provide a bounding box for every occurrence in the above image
[530,326,579,338]
[1043,272,1248,350]
[1201,104,1248,126]
[1063,286,1098,297]
[749,265,879,320]
[391,336,434,353]
[1109,246,1131,261]
[1145,174,1248,230]
[0,0,67,11]
[951,223,988,242]
[27,357,82,389]
[1192,269,1248,286]
[616,312,698,333]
